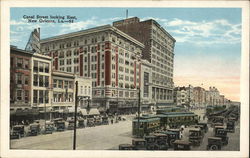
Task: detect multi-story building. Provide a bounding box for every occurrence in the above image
[113,17,176,106]
[10,46,33,111]
[193,86,206,107]
[140,59,153,111]
[39,25,144,113]
[76,76,92,109]
[31,53,52,111]
[173,86,188,107]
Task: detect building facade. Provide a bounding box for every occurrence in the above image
[31,53,52,111]
[40,25,144,113]
[113,17,176,105]
[10,46,33,111]
[193,86,206,107]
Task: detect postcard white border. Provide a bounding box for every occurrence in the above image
[1,0,249,158]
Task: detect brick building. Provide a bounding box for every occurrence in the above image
[113,17,176,106]
[40,25,144,113]
[10,46,33,111]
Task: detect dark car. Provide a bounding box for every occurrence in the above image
[189,128,203,146]
[87,118,95,127]
[56,121,65,131]
[44,122,54,134]
[173,140,191,150]
[207,137,222,150]
[28,123,40,136]
[153,133,169,150]
[226,121,235,133]
[197,122,208,133]
[10,125,25,139]
[161,131,179,148]
[78,118,85,128]
[214,129,229,145]
[68,120,75,130]
[132,138,147,150]
[144,135,157,150]
[119,144,134,150]
[102,116,109,125]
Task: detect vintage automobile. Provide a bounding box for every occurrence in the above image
[68,120,75,130]
[144,135,157,150]
[78,118,85,128]
[10,125,25,139]
[160,131,179,148]
[132,138,147,150]
[28,123,40,136]
[119,144,134,150]
[101,116,109,125]
[173,140,191,150]
[214,126,225,134]
[189,128,203,146]
[207,137,222,150]
[56,121,65,131]
[94,117,102,126]
[197,122,208,133]
[87,118,95,127]
[214,129,229,145]
[44,122,54,134]
[153,133,168,150]
[210,116,224,125]
[226,121,235,133]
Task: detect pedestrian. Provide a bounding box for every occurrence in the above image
[111,118,113,124]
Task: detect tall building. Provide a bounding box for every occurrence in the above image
[40,25,144,113]
[10,46,33,111]
[113,17,176,105]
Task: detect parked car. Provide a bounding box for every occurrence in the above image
[55,121,65,131]
[10,125,25,139]
[78,118,85,128]
[144,135,157,150]
[214,129,229,145]
[68,120,75,130]
[119,144,134,150]
[44,122,54,134]
[173,140,191,150]
[153,133,169,150]
[226,121,235,133]
[87,118,95,127]
[207,137,222,150]
[28,123,40,136]
[132,138,147,150]
[189,128,203,146]
[101,116,109,125]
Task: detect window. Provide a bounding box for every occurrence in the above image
[69,81,73,89]
[33,90,38,103]
[112,64,115,70]
[39,90,44,103]
[53,79,57,88]
[39,75,43,87]
[24,59,29,69]
[60,60,64,65]
[24,75,29,85]
[45,76,49,87]
[45,90,49,103]
[33,74,38,86]
[58,80,63,88]
[33,60,38,72]
[66,67,71,72]
[67,59,72,65]
[59,51,64,58]
[44,63,49,73]
[25,90,29,103]
[39,62,44,72]
[10,57,14,67]
[16,73,22,84]
[16,90,22,101]
[17,58,23,68]
[64,81,68,89]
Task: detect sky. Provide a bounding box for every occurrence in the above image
[10,8,242,101]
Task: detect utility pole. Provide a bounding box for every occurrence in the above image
[137,87,141,137]
[73,81,78,150]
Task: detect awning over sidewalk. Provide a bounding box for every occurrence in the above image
[80,109,88,115]
[88,108,100,115]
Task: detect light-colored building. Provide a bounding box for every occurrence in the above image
[31,53,52,111]
[40,25,144,113]
[193,86,206,107]
[113,17,176,105]
[76,76,92,109]
[173,87,188,107]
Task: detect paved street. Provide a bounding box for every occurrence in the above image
[11,109,240,151]
[11,116,134,150]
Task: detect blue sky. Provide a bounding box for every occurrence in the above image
[10,8,242,100]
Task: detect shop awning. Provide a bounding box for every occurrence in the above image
[80,109,88,115]
[88,108,100,115]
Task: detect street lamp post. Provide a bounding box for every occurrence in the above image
[137,86,141,138]
[73,81,78,150]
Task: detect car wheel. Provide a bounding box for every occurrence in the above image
[169,139,175,147]
[210,145,218,150]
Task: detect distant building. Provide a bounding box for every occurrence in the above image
[113,17,176,106]
[193,87,206,107]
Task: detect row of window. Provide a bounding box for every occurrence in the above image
[33,74,49,87]
[15,73,29,85]
[33,90,49,104]
[53,79,73,89]
[53,92,73,102]
[33,60,50,73]
[14,89,29,103]
[11,57,30,69]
